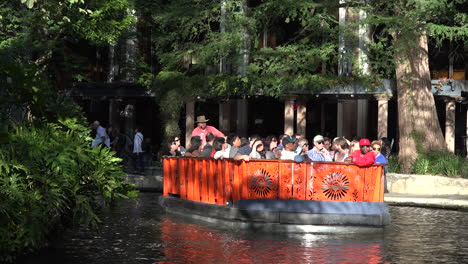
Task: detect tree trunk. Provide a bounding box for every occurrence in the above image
[394,31,446,173]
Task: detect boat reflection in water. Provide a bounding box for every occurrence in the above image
[17,193,468,264]
[158,216,386,264]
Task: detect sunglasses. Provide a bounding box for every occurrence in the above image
[373,147,381,151]
[316,141,324,144]
[360,145,370,148]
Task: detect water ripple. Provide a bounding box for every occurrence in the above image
[18,194,468,264]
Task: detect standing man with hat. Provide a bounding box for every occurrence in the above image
[344,138,376,166]
[192,115,225,145]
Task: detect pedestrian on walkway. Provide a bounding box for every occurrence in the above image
[132,127,144,174]
[91,121,110,148]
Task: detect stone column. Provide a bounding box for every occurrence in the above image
[284,97,295,136]
[296,99,306,137]
[357,99,368,138]
[185,101,195,149]
[219,100,231,133]
[445,99,456,153]
[466,103,468,158]
[236,98,248,137]
[337,100,344,137]
[375,95,391,139]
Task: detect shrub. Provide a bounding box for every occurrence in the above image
[0,119,138,262]
[389,151,467,178]
[413,150,465,177]
[388,155,401,173]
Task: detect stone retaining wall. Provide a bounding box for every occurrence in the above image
[388,173,468,195]
[125,167,163,192]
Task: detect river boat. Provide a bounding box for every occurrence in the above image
[159,157,390,233]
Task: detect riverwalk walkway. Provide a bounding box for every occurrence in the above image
[125,167,468,211]
[385,193,468,210]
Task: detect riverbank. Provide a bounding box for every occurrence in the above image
[125,168,468,210]
[384,173,468,210]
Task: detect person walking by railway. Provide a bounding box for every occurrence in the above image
[91,120,110,148]
[132,127,144,174]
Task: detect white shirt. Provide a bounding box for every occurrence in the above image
[92,125,110,147]
[214,150,229,159]
[133,132,144,153]
[280,150,297,161]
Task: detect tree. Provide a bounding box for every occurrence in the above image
[0,0,133,88]
[137,0,342,139]
[1,1,139,261]
[361,0,468,172]
[1,0,134,125]
[136,0,467,170]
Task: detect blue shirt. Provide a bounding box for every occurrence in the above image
[375,153,388,174]
[307,148,333,161]
[375,153,387,164]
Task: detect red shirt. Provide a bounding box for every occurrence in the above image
[191,126,224,144]
[349,150,376,167]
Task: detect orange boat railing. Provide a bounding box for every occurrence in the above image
[163,157,385,205]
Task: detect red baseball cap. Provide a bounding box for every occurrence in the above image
[359,138,371,146]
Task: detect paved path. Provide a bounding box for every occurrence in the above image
[385,193,468,210]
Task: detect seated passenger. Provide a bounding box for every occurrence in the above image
[213,137,229,159]
[280,136,303,161]
[344,138,376,166]
[226,133,239,158]
[372,140,389,193]
[250,139,266,159]
[275,134,289,150]
[233,137,250,161]
[333,137,350,162]
[307,135,333,161]
[200,132,216,158]
[274,148,282,159]
[323,137,334,157]
[173,136,186,156]
[372,140,387,164]
[161,138,182,157]
[184,136,202,157]
[349,140,360,154]
[293,138,311,162]
[264,135,278,151]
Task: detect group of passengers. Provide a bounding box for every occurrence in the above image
[162,115,391,165]
[162,115,391,192]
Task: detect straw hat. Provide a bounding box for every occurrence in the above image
[195,115,209,123]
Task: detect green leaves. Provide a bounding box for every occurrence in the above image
[20,0,35,9]
[0,120,137,261]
